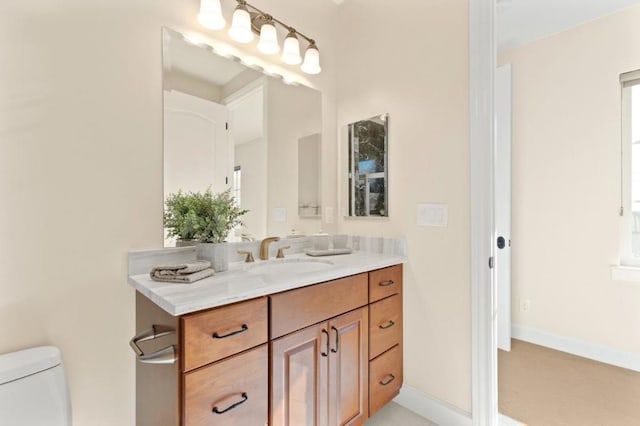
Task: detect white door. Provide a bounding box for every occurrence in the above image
[495,64,512,351]
[163,90,231,198]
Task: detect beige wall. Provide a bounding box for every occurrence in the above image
[335,0,472,412]
[499,5,640,352]
[0,0,338,424]
[1,0,475,421]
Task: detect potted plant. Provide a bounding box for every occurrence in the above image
[164,190,200,246]
[164,188,248,271]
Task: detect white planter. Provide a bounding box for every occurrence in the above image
[196,243,228,272]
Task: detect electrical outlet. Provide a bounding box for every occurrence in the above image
[519,299,530,313]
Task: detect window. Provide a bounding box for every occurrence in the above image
[620,70,640,265]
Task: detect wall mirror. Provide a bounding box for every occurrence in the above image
[162,28,322,246]
[348,114,389,217]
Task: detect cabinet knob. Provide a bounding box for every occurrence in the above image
[379,320,395,330]
[212,392,248,414]
[379,374,396,386]
[212,324,248,339]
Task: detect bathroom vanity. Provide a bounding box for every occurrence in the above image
[128,249,404,426]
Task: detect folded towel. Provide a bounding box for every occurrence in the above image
[150,260,211,277]
[150,267,214,283]
[150,260,213,284]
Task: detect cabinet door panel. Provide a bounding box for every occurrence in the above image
[270,274,368,339]
[183,344,268,426]
[329,308,369,426]
[369,344,403,417]
[271,323,328,426]
[369,294,402,360]
[182,297,268,372]
[369,265,402,303]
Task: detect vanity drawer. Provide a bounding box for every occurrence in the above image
[369,344,403,417]
[270,273,368,339]
[184,344,268,426]
[369,264,402,303]
[369,294,402,360]
[182,297,268,372]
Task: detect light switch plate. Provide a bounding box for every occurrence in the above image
[273,207,287,222]
[417,203,448,227]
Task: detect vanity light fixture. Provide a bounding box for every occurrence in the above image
[197,0,321,74]
[197,0,226,30]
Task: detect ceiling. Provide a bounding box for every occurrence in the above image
[497,0,640,50]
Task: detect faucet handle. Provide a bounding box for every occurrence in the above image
[237,250,255,263]
[276,246,291,259]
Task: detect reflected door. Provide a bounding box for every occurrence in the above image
[163,90,230,198]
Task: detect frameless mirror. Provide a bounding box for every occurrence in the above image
[162,28,322,246]
[348,114,389,217]
[298,133,321,218]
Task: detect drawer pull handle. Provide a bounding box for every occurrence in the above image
[379,374,396,386]
[330,326,339,353]
[212,392,248,414]
[212,324,248,339]
[379,320,395,330]
[321,329,330,357]
[379,280,395,287]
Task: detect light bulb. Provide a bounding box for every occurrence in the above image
[228,3,254,43]
[281,31,301,65]
[301,43,321,75]
[197,0,226,30]
[257,21,280,55]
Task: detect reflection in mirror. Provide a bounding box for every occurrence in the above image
[162,28,322,247]
[298,134,321,218]
[348,114,389,217]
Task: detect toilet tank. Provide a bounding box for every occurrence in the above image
[0,346,72,426]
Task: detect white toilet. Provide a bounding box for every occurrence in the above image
[0,346,72,426]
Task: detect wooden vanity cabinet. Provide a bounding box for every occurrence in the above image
[270,307,369,426]
[135,264,403,426]
[367,264,403,417]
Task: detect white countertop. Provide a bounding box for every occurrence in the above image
[128,251,406,316]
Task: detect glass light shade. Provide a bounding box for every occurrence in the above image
[281,33,302,65]
[301,45,321,75]
[197,0,226,30]
[228,6,254,43]
[257,23,280,55]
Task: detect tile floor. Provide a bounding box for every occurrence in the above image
[366,402,437,425]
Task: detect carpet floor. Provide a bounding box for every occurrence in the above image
[499,339,640,425]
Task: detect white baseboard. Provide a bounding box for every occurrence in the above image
[511,324,640,372]
[393,384,472,426]
[499,413,525,426]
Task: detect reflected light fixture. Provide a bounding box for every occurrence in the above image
[197,0,226,30]
[197,0,321,74]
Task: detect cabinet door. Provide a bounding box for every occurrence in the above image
[328,308,369,426]
[271,323,329,426]
[183,344,268,426]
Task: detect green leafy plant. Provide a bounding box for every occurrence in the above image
[164,188,248,244]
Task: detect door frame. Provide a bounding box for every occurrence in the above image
[469,0,497,425]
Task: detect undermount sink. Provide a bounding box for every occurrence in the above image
[245,258,334,275]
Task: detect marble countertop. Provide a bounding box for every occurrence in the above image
[128,251,406,316]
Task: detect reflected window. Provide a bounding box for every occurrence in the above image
[348,114,389,217]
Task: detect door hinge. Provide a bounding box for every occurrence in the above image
[619,206,624,216]
[225,176,228,185]
[226,122,229,130]
[488,256,494,269]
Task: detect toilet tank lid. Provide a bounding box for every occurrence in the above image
[0,346,62,385]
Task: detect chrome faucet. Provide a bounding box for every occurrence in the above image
[259,237,280,260]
